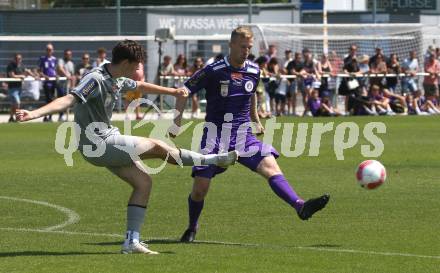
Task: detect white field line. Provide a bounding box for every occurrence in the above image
[0,227,123,238]
[1,196,439,260]
[0,227,439,260]
[0,196,80,231]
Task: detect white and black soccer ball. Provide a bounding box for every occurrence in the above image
[356,160,387,190]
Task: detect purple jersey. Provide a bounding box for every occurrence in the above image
[185,57,278,179]
[417,96,426,108]
[369,94,384,101]
[39,55,57,77]
[184,57,260,127]
[308,98,322,116]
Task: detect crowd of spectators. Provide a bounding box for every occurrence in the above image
[3,44,109,122]
[157,43,440,119]
[253,44,440,118]
[4,42,440,122]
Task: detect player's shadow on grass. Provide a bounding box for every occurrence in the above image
[0,251,118,257]
[87,239,258,248]
[85,239,180,246]
[85,240,343,250]
[83,241,176,254]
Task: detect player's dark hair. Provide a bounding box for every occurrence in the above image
[112,40,145,65]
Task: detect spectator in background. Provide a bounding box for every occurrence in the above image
[57,49,75,121]
[329,50,343,73]
[6,53,29,122]
[21,67,41,102]
[255,56,271,119]
[282,49,293,73]
[344,44,358,65]
[265,44,277,63]
[424,45,435,63]
[316,54,334,101]
[329,50,343,108]
[187,57,204,77]
[173,54,188,90]
[266,57,280,115]
[341,52,361,113]
[286,52,303,116]
[38,43,58,122]
[369,84,395,115]
[401,50,419,94]
[159,55,176,77]
[174,54,188,76]
[413,89,440,115]
[0,82,8,101]
[187,57,204,118]
[357,54,370,93]
[370,54,387,88]
[92,47,110,67]
[75,53,93,80]
[369,47,388,66]
[423,51,440,99]
[125,62,145,120]
[300,49,317,115]
[307,89,342,117]
[247,53,256,62]
[386,53,401,94]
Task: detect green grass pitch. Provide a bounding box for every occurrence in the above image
[1,116,439,273]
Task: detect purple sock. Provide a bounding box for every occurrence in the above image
[268,174,304,212]
[188,194,204,231]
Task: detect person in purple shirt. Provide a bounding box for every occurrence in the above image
[38,43,60,122]
[307,90,322,116]
[172,27,330,243]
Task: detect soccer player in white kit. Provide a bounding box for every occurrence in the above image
[16,40,238,254]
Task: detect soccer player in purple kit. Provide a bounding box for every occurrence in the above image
[38,43,61,122]
[172,26,330,242]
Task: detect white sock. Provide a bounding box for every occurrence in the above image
[179,149,221,166]
[124,230,140,246]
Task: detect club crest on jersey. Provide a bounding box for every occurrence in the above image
[244,80,254,92]
[220,80,229,97]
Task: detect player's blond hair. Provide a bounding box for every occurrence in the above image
[231,26,254,42]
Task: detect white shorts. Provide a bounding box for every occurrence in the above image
[80,131,142,167]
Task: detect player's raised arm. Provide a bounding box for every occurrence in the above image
[16,93,77,122]
[135,81,188,98]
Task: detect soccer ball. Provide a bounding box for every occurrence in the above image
[356,160,387,189]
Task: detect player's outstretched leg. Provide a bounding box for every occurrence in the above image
[181,177,210,243]
[137,138,238,167]
[108,165,159,255]
[256,156,329,220]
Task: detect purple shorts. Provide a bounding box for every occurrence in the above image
[192,127,279,179]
